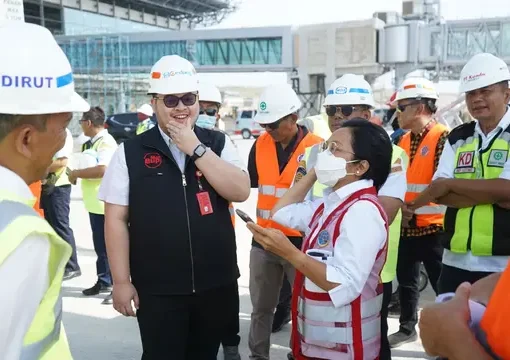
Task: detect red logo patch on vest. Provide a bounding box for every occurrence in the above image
[144,153,162,168]
[457,151,475,167]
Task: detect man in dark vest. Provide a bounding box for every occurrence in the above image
[98,55,250,359]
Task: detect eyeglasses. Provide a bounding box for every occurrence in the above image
[199,108,218,116]
[325,105,366,117]
[154,93,198,108]
[318,140,355,156]
[396,101,421,113]
[261,118,284,130]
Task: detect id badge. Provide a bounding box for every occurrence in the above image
[196,192,214,215]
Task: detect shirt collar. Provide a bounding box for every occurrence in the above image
[0,165,36,206]
[158,125,171,145]
[323,179,374,204]
[90,129,108,144]
[413,119,435,138]
[474,107,510,137]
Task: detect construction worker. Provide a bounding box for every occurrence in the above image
[388,77,449,348]
[68,106,118,304]
[247,83,323,360]
[0,21,89,359]
[41,127,81,281]
[410,53,510,293]
[197,81,241,360]
[287,74,407,360]
[136,103,155,135]
[98,55,250,359]
[387,91,407,145]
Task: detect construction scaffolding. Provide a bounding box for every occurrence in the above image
[59,35,133,134]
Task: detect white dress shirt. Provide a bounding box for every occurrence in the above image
[99,126,247,206]
[433,110,510,273]
[54,128,73,159]
[272,179,387,308]
[0,166,50,360]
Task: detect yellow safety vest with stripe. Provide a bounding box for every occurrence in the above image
[0,194,72,359]
[136,119,154,135]
[297,143,408,283]
[298,113,332,141]
[444,122,510,256]
[81,138,105,215]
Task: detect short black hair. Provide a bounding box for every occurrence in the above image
[340,118,392,191]
[82,106,105,127]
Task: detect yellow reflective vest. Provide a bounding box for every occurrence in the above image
[296,143,408,283]
[444,122,510,256]
[0,193,72,359]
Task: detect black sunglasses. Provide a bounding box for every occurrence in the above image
[199,108,218,116]
[261,118,284,130]
[396,101,421,113]
[325,105,366,117]
[154,93,198,108]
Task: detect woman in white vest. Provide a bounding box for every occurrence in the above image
[247,119,393,360]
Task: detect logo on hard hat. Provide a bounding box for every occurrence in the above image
[163,70,194,78]
[335,86,347,94]
[463,72,486,82]
[260,102,267,111]
[1,72,74,89]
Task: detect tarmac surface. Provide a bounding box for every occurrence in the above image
[64,136,434,360]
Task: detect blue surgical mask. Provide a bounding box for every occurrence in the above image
[196,114,217,129]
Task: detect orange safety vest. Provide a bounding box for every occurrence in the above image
[398,123,447,228]
[480,264,510,359]
[229,202,235,227]
[255,131,323,236]
[29,181,44,217]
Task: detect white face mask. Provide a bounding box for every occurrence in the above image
[314,150,357,187]
[196,114,217,129]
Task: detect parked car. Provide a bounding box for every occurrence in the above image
[234,109,265,139]
[105,112,156,144]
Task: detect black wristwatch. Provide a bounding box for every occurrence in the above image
[191,143,207,161]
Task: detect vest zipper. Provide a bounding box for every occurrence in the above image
[181,172,196,293]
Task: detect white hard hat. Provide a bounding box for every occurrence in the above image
[396,77,439,101]
[148,55,199,95]
[199,82,222,104]
[0,22,89,115]
[323,74,375,108]
[254,83,302,124]
[137,103,153,117]
[459,53,510,93]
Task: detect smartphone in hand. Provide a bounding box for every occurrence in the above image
[236,209,254,223]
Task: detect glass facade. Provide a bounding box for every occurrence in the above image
[63,8,165,35]
[59,36,283,72]
[446,24,504,60]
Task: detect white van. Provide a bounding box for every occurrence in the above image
[234,109,265,139]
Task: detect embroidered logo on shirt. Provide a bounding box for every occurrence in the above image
[487,149,508,168]
[420,146,429,156]
[144,153,163,168]
[317,230,330,247]
[294,166,307,184]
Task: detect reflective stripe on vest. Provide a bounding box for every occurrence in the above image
[81,137,106,215]
[0,199,72,359]
[444,128,510,255]
[255,131,323,236]
[292,187,388,359]
[399,123,447,227]
[480,264,510,359]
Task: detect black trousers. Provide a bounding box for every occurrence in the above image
[379,281,393,360]
[277,272,292,310]
[89,213,112,285]
[40,185,80,272]
[137,282,239,360]
[438,264,494,294]
[221,281,241,347]
[396,232,443,334]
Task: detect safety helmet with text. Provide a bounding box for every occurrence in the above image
[459,53,510,93]
[396,77,439,101]
[254,83,302,124]
[323,74,375,108]
[148,55,199,95]
[198,82,222,104]
[0,22,89,115]
[137,103,153,117]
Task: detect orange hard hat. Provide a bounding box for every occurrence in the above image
[386,92,397,108]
